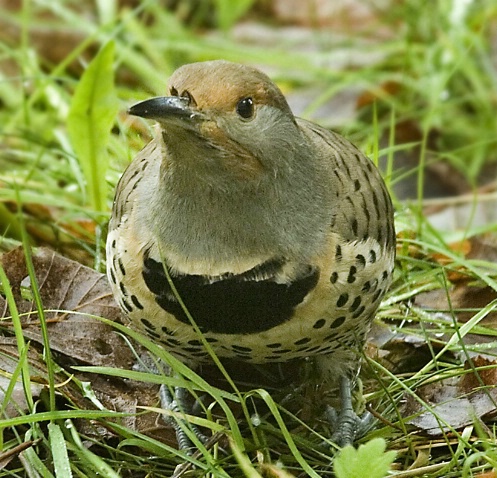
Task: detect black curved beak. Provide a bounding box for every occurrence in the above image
[128,96,195,121]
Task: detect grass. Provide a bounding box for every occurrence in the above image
[1,0,497,476]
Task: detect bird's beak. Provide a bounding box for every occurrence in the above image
[128,96,198,122]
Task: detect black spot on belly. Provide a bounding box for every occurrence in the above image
[188,339,202,346]
[294,337,311,346]
[330,316,346,328]
[141,318,156,331]
[352,305,366,319]
[161,326,175,336]
[121,298,132,313]
[356,254,366,267]
[131,295,144,310]
[163,337,182,347]
[349,296,362,313]
[232,345,252,353]
[313,318,326,329]
[336,293,349,307]
[118,257,126,275]
[109,268,116,284]
[142,256,320,335]
[369,249,377,263]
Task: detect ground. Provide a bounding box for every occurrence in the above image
[1,1,497,477]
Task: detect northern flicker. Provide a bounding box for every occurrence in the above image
[106,60,396,448]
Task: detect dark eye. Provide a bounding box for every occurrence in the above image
[170,87,178,96]
[236,97,254,119]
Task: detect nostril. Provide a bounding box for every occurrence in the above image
[181,90,197,107]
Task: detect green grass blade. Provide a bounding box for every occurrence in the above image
[48,423,73,478]
[0,264,34,413]
[67,40,118,212]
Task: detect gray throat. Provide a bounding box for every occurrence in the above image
[142,135,332,266]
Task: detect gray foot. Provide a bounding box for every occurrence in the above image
[325,376,375,447]
[159,384,209,453]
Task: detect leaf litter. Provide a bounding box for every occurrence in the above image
[371,233,497,437]
[0,246,177,445]
[1,237,497,442]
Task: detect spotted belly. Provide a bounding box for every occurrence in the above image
[107,232,394,369]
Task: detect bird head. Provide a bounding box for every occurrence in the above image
[129,60,303,185]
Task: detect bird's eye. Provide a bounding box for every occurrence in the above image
[170,87,178,96]
[236,97,254,119]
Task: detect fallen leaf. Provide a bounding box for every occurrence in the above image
[474,471,497,478]
[429,239,472,265]
[403,356,497,436]
[1,247,128,367]
[415,283,497,326]
[0,246,175,443]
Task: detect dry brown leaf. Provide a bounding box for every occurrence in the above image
[403,356,497,436]
[475,471,497,478]
[0,247,130,367]
[415,283,497,326]
[460,356,497,392]
[0,247,176,443]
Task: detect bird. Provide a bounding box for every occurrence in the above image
[106,60,396,449]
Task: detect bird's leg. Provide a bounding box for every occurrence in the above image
[159,384,210,454]
[134,356,210,452]
[325,375,374,447]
